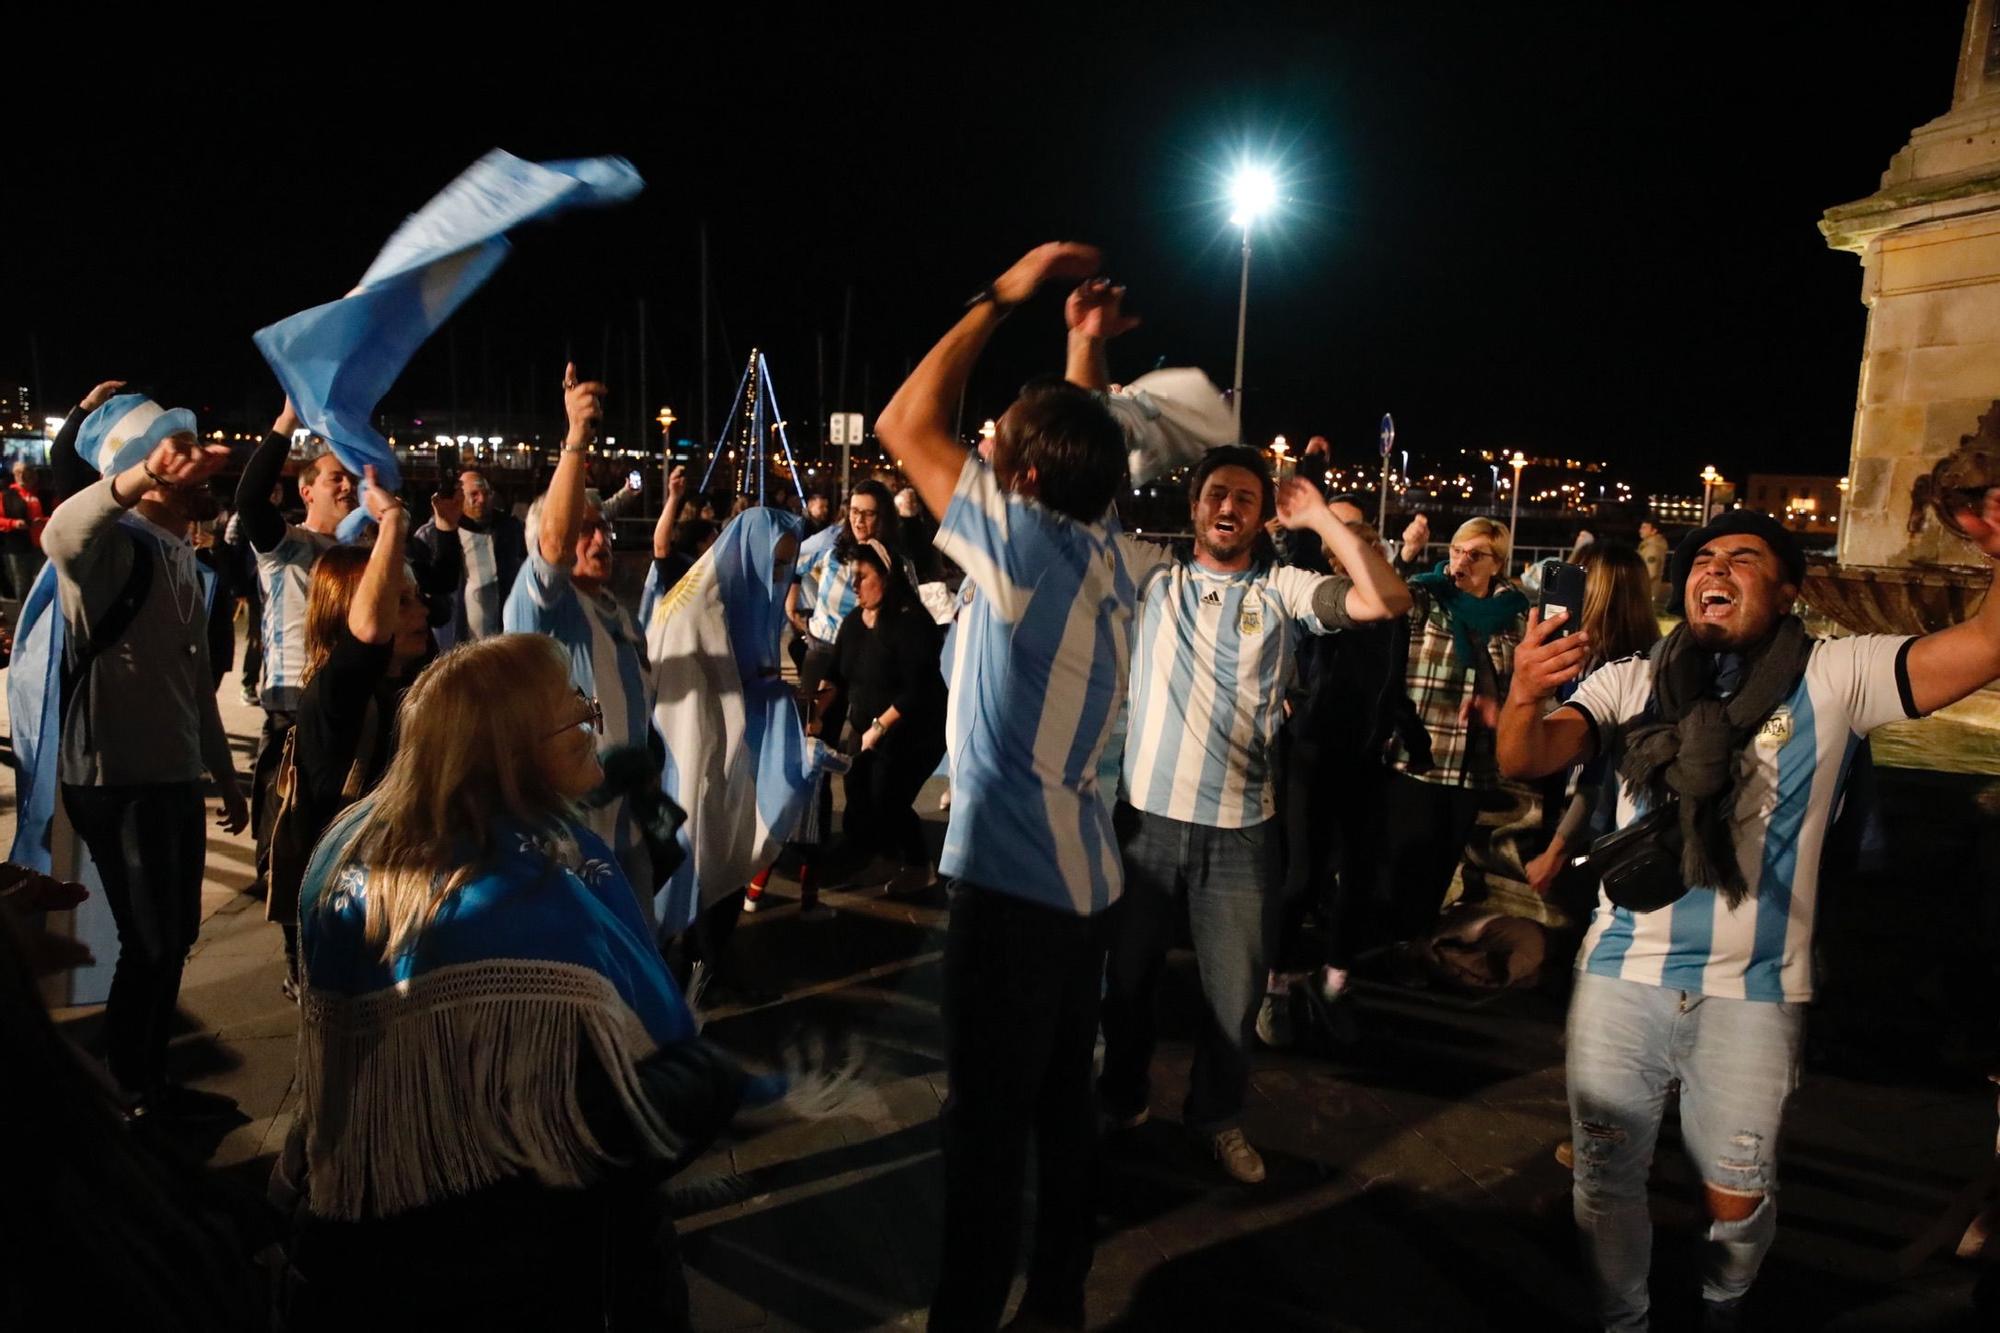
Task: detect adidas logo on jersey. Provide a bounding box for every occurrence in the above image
[1201,589,1223,606]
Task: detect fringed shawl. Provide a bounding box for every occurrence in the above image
[295,808,698,1221]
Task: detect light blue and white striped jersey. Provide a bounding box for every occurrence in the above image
[1119,543,1349,827]
[935,455,1134,915]
[255,525,339,711]
[458,526,504,640]
[504,546,654,854]
[1565,634,1917,1003]
[796,524,856,643]
[795,524,921,644]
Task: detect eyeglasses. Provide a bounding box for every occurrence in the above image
[1449,545,1499,563]
[546,688,603,738]
[848,506,879,519]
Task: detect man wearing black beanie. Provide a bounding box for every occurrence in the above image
[1496,489,2000,1330]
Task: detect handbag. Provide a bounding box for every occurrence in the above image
[266,697,379,926]
[1582,799,1690,914]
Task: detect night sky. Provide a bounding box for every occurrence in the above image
[3,7,1969,491]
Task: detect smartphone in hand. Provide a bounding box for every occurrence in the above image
[1539,560,1587,638]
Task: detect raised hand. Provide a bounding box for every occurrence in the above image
[1275,475,1330,531]
[562,362,608,447]
[143,434,232,490]
[273,397,301,437]
[79,380,128,413]
[993,242,1103,307]
[666,464,687,503]
[1947,485,2000,559]
[430,489,463,532]
[1401,513,1430,561]
[1065,278,1141,340]
[361,465,405,523]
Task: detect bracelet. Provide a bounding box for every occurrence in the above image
[561,443,590,455]
[962,282,1015,317]
[142,461,168,488]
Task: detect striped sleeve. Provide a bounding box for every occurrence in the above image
[1267,564,1349,633]
[935,454,1030,621]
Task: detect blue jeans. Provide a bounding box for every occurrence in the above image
[1566,971,1805,1332]
[1099,805,1273,1136]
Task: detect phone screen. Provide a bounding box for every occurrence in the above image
[627,470,643,491]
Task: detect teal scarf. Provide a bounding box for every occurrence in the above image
[1408,561,1530,672]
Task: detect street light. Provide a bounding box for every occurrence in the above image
[1508,451,1528,548]
[1700,464,1721,521]
[656,405,676,446]
[1227,163,1280,439]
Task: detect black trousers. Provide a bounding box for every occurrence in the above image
[1272,740,1390,972]
[62,781,207,1095]
[840,733,944,866]
[1376,769,1483,942]
[931,883,1112,1331]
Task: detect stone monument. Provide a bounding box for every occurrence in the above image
[1812,1,1999,759]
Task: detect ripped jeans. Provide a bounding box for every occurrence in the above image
[1566,971,1804,1332]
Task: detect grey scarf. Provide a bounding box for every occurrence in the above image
[1616,616,1812,907]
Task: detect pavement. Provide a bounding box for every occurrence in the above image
[5,663,1996,1331]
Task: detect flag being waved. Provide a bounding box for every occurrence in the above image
[253,150,644,489]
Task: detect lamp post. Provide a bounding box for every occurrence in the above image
[1701,464,1721,522]
[1508,451,1528,554]
[1227,164,1278,440]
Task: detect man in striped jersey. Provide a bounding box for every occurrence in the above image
[236,400,360,897]
[504,366,656,917]
[1100,448,1411,1184]
[877,241,1133,1332]
[413,468,527,648]
[1500,503,2000,1332]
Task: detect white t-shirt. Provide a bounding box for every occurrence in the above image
[1563,634,1918,1003]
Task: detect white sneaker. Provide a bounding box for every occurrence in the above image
[1210,1127,1266,1184]
[741,893,762,913]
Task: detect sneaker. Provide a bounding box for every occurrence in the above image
[741,892,761,914]
[1255,991,1294,1049]
[1209,1127,1266,1184]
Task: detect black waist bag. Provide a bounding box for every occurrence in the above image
[1584,800,1689,914]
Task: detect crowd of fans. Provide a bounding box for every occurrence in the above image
[4,241,1999,1332]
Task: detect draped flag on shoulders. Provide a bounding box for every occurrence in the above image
[647,509,844,935]
[254,150,644,490]
[8,561,66,874]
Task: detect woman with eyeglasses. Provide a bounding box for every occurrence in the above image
[283,631,752,1330]
[1376,515,1531,952]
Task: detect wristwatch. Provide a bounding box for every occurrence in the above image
[962,282,1015,317]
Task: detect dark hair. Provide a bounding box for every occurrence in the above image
[844,540,917,615]
[671,517,718,558]
[1189,445,1275,519]
[993,378,1126,523]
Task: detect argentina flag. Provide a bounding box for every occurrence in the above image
[648,509,843,936]
[253,150,644,489]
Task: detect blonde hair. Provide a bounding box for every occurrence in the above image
[1579,544,1661,667]
[1451,517,1512,564]
[327,633,579,961]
